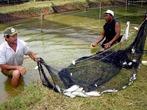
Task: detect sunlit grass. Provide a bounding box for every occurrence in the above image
[0,0,128,14]
[0,72,147,110]
[0,0,86,14]
[0,82,45,110]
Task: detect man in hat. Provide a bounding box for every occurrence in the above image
[91,9,122,51]
[0,27,39,87]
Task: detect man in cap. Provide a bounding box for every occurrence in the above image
[91,9,122,50]
[0,27,39,87]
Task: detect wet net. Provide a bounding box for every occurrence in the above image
[37,19,147,97]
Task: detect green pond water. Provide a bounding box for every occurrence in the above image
[0,4,146,103]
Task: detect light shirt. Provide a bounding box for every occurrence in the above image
[0,39,30,66]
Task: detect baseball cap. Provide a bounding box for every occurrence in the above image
[4,27,17,37]
[105,9,114,16]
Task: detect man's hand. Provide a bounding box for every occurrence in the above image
[91,42,97,47]
[34,57,40,63]
[103,42,112,49]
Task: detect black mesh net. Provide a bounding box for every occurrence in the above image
[37,19,147,97]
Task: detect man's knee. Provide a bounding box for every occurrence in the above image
[11,70,21,87]
[12,70,21,79]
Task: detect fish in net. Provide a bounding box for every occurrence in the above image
[37,19,147,98]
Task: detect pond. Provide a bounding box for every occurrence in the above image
[0,4,146,103]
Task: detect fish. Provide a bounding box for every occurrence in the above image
[142,61,147,66]
[101,89,118,94]
[72,60,75,65]
[35,66,38,69]
[85,91,101,96]
[72,91,88,97]
[134,27,139,30]
[64,85,79,92]
[63,92,76,98]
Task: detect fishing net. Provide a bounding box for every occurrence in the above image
[37,19,147,97]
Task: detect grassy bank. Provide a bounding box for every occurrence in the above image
[0,0,127,14]
[0,0,87,14]
[0,0,90,24]
[0,64,147,110]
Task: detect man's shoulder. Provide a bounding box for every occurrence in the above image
[0,42,8,53]
[18,39,27,46]
[114,19,120,24]
[18,39,26,43]
[0,42,7,49]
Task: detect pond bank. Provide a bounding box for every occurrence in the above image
[0,1,125,23]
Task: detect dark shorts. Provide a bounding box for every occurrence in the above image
[1,69,14,78]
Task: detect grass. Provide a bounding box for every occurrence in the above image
[0,83,45,110]
[0,0,87,14]
[0,69,147,110]
[0,0,125,14]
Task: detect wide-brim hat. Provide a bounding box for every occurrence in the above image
[4,27,17,37]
